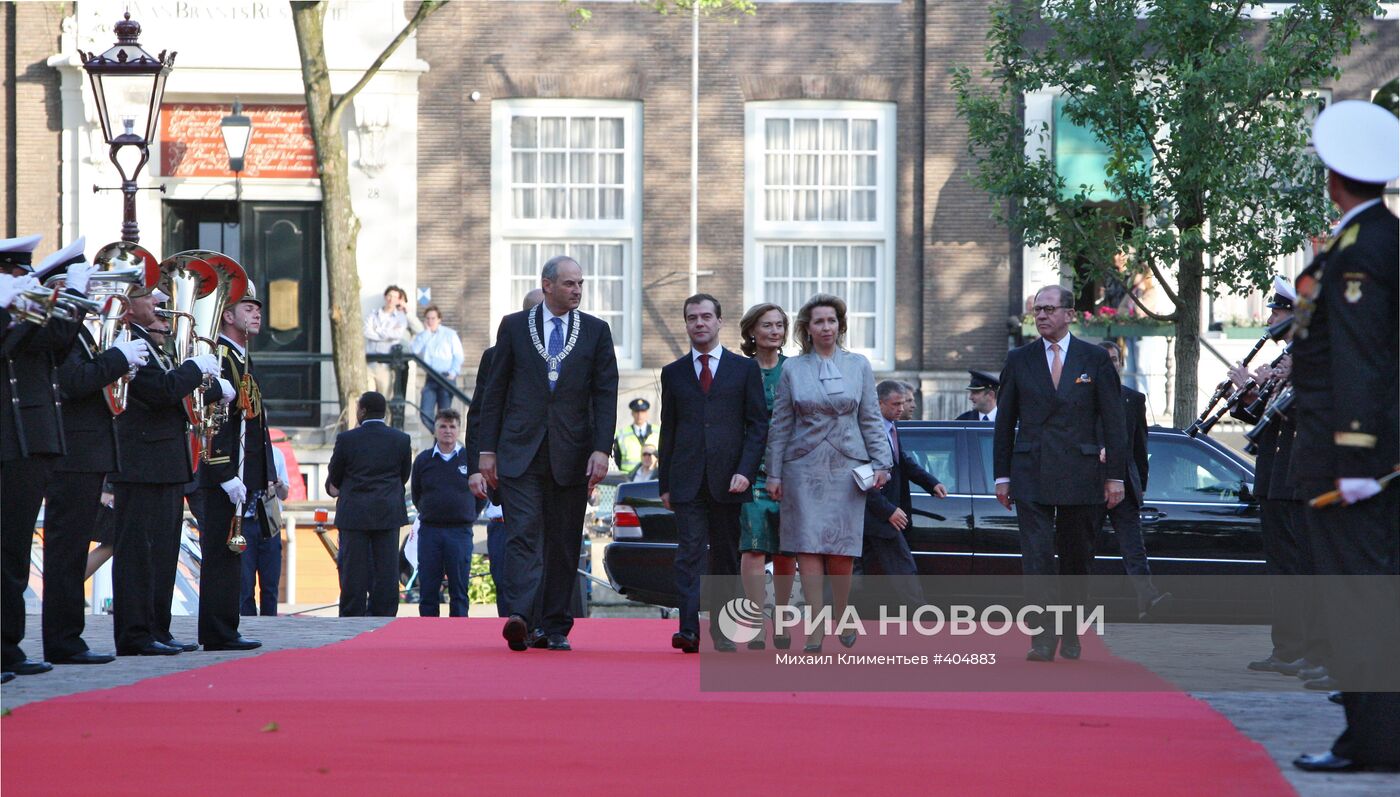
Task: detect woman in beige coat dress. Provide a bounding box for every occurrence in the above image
[766,294,891,652]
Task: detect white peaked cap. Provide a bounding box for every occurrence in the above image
[34,236,88,282]
[1272,275,1296,304]
[1313,100,1400,184]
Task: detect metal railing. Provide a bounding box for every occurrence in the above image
[254,346,470,429]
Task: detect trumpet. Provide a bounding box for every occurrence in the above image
[1185,316,1293,437]
[10,287,104,325]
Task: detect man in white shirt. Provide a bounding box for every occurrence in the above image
[411,305,464,431]
[956,370,1000,422]
[363,285,422,397]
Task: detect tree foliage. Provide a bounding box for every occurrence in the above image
[953,0,1380,422]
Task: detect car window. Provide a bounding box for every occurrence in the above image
[1145,438,1246,503]
[901,430,960,494]
[977,432,995,493]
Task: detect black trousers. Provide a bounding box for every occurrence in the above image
[43,470,105,660]
[1258,498,1308,662]
[860,530,926,608]
[111,482,184,652]
[1096,496,1161,613]
[497,442,587,637]
[1,457,56,668]
[1302,482,1400,766]
[672,490,742,640]
[194,487,246,644]
[338,528,399,617]
[1015,501,1098,644]
[1288,500,1329,666]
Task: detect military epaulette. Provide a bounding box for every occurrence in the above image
[1336,224,1360,252]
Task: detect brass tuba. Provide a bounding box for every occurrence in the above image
[56,242,159,415]
[157,253,220,453]
[185,251,249,460]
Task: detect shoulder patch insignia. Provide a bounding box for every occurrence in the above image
[1344,280,1362,304]
[1337,225,1360,251]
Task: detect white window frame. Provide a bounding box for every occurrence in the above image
[743,100,897,370]
[490,98,643,368]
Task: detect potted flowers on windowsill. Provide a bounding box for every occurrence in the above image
[1220,314,1268,339]
[1107,303,1175,338]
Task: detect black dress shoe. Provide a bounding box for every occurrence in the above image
[672,631,700,654]
[11,659,53,675]
[203,637,262,652]
[1138,591,1174,621]
[713,638,737,653]
[164,638,199,653]
[51,651,116,665]
[1292,752,1397,773]
[1,672,13,684]
[1297,664,1329,681]
[122,641,179,657]
[527,629,549,649]
[1059,636,1081,660]
[502,615,528,652]
[546,634,571,651]
[1026,646,1055,663]
[1247,655,1305,674]
[1328,691,1344,705]
[747,638,767,651]
[1304,675,1339,691]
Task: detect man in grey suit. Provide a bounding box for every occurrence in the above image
[658,294,769,653]
[993,285,1126,662]
[326,392,413,617]
[478,256,619,651]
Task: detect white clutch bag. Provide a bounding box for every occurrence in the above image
[852,462,877,492]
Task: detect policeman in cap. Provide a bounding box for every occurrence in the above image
[613,396,657,471]
[1289,100,1399,773]
[955,370,1000,422]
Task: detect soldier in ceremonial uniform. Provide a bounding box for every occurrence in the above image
[1289,100,1399,773]
[1,236,96,678]
[44,242,154,666]
[955,370,999,422]
[193,285,272,651]
[109,279,225,656]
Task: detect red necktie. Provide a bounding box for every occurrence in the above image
[699,353,712,394]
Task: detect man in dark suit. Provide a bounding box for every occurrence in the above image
[993,284,1126,662]
[193,285,274,650]
[467,289,543,618]
[1,235,89,677]
[863,380,947,608]
[326,391,412,617]
[658,293,768,653]
[955,370,999,422]
[45,249,152,665]
[478,256,618,651]
[1095,341,1170,621]
[110,283,224,656]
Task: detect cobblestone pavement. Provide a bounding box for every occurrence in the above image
[4,614,1395,795]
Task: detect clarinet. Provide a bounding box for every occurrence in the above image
[1239,349,1291,420]
[1192,378,1257,438]
[1185,316,1293,437]
[1244,387,1295,455]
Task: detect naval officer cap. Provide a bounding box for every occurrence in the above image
[1312,100,1400,185]
[965,370,1000,391]
[1267,275,1297,310]
[0,234,43,273]
[33,236,87,283]
[628,397,650,412]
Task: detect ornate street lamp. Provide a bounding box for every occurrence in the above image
[79,12,176,243]
[220,99,254,202]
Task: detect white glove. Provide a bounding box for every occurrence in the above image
[64,261,97,295]
[221,477,247,505]
[217,377,236,405]
[112,338,149,369]
[186,353,219,376]
[1337,478,1382,505]
[0,274,38,309]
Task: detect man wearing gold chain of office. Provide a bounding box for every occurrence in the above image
[192,285,275,653]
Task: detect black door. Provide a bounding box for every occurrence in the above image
[163,201,322,426]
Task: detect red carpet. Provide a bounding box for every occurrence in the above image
[1,619,1292,796]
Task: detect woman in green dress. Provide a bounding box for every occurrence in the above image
[737,303,796,649]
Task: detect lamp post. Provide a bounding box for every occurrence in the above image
[220,99,253,203]
[79,12,175,244]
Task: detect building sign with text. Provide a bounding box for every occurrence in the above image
[159,103,316,179]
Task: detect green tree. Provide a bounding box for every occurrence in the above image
[953,0,1381,424]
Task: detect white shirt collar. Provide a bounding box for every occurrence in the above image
[691,345,722,364]
[544,305,571,325]
[433,442,463,461]
[982,406,998,422]
[1043,329,1072,351]
[362,418,386,426]
[220,335,246,358]
[1331,198,1383,237]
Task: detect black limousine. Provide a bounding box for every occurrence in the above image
[602,423,1270,622]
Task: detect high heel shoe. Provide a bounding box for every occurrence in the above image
[839,630,858,649]
[803,631,825,653]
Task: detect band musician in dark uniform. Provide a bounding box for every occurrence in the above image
[1,235,92,678]
[1289,100,1399,774]
[193,284,272,651]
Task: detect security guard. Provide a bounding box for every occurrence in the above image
[612,397,657,471]
[1289,100,1399,773]
[44,242,154,666]
[955,370,1000,421]
[1,236,94,678]
[193,283,272,651]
